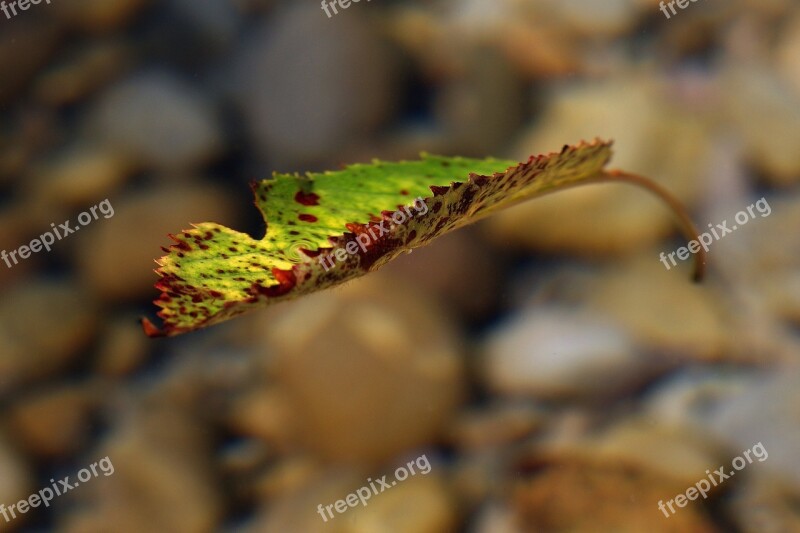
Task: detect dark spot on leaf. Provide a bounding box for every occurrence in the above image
[294,191,320,206]
[298,214,318,223]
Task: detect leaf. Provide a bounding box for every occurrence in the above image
[143,139,704,337]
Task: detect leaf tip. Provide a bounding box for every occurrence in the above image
[141,317,167,338]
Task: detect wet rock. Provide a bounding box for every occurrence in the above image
[482,306,647,399]
[75,183,237,300]
[231,4,395,168]
[0,280,97,393]
[89,71,224,170]
[265,277,464,463]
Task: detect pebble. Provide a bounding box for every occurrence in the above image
[33,40,133,106]
[89,71,225,170]
[726,476,800,533]
[264,277,464,463]
[0,19,62,105]
[776,12,800,97]
[482,306,646,399]
[60,405,222,532]
[230,3,395,167]
[93,314,152,377]
[249,465,455,533]
[0,280,97,394]
[7,384,96,458]
[585,254,731,361]
[510,453,719,532]
[741,194,800,326]
[342,473,456,533]
[227,386,297,455]
[0,434,33,528]
[29,140,133,208]
[448,402,547,452]
[704,371,800,494]
[721,65,800,185]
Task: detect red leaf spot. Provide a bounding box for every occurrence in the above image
[298,214,318,223]
[294,191,320,206]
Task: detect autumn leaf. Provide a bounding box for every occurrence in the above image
[143,139,704,337]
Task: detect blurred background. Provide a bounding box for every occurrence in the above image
[1,0,799,531]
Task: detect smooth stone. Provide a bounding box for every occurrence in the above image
[89,71,224,170]
[265,277,464,463]
[483,306,645,399]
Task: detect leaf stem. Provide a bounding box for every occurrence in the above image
[593,169,706,282]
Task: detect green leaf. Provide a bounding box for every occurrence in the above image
[143,139,703,337]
